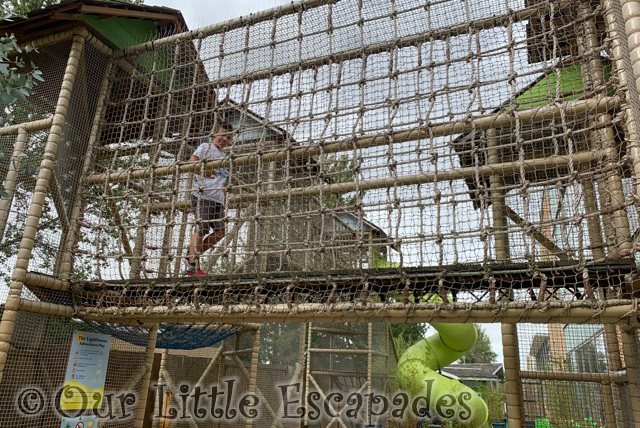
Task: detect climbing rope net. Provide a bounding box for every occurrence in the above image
[3,0,640,323]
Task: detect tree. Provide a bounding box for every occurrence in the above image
[4,0,143,16]
[460,324,498,363]
[391,323,427,357]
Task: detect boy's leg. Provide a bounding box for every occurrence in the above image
[188,231,202,265]
[201,228,226,253]
[187,198,225,265]
[187,194,204,266]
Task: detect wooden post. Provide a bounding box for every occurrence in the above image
[619,0,640,187]
[604,324,626,425]
[0,129,28,240]
[133,325,159,428]
[612,0,640,261]
[487,128,510,261]
[58,58,114,279]
[601,381,617,428]
[244,327,261,428]
[578,1,632,258]
[502,323,523,428]
[0,32,86,385]
[304,322,313,428]
[621,329,640,427]
[367,322,373,425]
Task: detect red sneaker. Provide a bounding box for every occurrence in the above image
[184,267,206,277]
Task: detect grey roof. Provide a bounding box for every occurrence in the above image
[442,363,504,381]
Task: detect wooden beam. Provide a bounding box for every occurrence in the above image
[78,5,179,22]
[503,205,573,262]
[49,173,70,233]
[52,12,80,21]
[75,300,639,325]
[87,94,617,185]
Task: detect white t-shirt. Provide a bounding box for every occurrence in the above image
[191,142,229,203]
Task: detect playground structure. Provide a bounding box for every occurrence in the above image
[0,0,640,426]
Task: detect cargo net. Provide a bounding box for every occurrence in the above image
[518,323,640,427]
[61,0,640,318]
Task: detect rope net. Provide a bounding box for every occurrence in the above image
[40,0,637,321]
[2,1,640,427]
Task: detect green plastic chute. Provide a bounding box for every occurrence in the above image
[396,322,489,427]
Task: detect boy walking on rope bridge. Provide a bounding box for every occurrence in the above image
[185,122,233,277]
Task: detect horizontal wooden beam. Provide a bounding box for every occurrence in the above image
[520,370,628,383]
[147,150,598,212]
[74,300,640,325]
[0,118,52,136]
[79,5,179,22]
[87,95,617,186]
[23,271,68,291]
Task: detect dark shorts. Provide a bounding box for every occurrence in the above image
[191,195,225,235]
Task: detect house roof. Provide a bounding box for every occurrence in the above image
[451,60,618,209]
[0,0,187,47]
[528,333,550,357]
[442,363,504,381]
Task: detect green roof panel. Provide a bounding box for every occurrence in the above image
[77,14,158,50]
[515,62,612,109]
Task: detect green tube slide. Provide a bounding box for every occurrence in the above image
[396,323,489,427]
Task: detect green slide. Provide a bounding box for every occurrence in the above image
[396,323,489,427]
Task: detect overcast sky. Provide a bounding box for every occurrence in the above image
[147,0,292,30]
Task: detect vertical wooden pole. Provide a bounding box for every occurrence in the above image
[367,322,373,425]
[133,325,159,428]
[245,327,261,428]
[604,324,626,425]
[0,32,86,385]
[502,323,523,428]
[621,329,640,427]
[601,381,617,428]
[487,128,510,261]
[619,0,640,204]
[172,173,195,276]
[578,1,632,258]
[58,58,114,279]
[153,349,169,428]
[0,129,28,240]
[304,322,313,428]
[582,181,607,260]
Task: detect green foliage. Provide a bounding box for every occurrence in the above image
[391,323,427,357]
[474,383,506,426]
[320,153,362,208]
[535,417,605,428]
[0,28,41,110]
[4,0,143,16]
[460,324,498,363]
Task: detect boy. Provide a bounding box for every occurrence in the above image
[185,122,233,276]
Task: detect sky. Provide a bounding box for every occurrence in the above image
[147,0,293,30]
[143,0,506,362]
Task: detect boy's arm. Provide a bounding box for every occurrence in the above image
[190,153,218,177]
